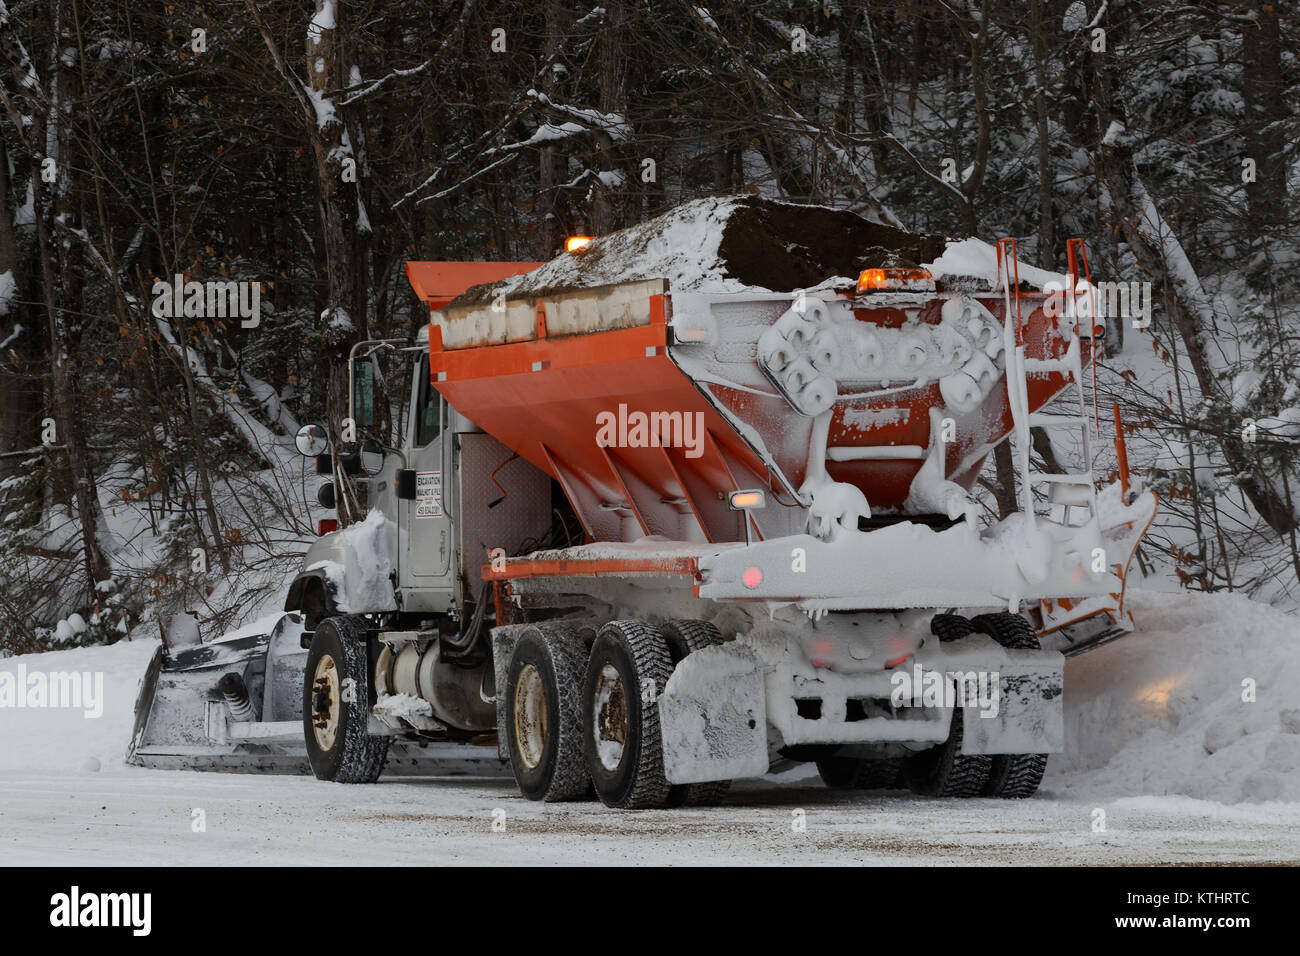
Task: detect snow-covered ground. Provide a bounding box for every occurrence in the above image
[2,768,1296,866]
[1,589,1297,865]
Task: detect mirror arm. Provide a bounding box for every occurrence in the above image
[346,338,407,424]
[383,445,407,469]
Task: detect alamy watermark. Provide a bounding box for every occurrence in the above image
[0,665,104,718]
[1043,279,1154,330]
[595,403,705,459]
[50,886,151,936]
[890,664,1000,718]
[151,274,261,328]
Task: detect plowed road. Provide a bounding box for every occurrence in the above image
[2,768,1296,865]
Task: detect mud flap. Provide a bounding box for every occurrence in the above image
[489,625,531,760]
[959,658,1064,755]
[658,644,768,785]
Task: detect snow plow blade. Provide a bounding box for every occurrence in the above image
[128,613,507,776]
[1033,488,1159,657]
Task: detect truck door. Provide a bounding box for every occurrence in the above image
[404,356,453,582]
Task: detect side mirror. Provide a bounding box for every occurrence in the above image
[359,438,385,476]
[351,358,376,428]
[295,423,329,457]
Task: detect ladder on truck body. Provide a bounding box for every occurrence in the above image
[996,237,1099,530]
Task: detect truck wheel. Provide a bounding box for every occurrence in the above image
[504,623,592,802]
[969,612,1049,798]
[303,616,388,783]
[583,620,674,809]
[902,613,992,797]
[816,756,903,790]
[660,619,731,807]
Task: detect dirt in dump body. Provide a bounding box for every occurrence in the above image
[714,198,947,292]
[446,196,950,307]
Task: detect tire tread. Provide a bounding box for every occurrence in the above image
[306,616,388,784]
[969,612,1049,798]
[585,620,674,809]
[902,613,991,797]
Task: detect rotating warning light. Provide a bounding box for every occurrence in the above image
[855,267,934,294]
[565,235,593,253]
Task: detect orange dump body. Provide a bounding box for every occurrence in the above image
[412,266,1094,544]
[406,260,547,310]
[426,295,762,544]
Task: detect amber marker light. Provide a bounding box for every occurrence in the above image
[728,489,766,511]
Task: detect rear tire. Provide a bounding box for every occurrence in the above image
[504,623,592,802]
[969,612,1049,798]
[303,616,388,783]
[583,620,674,809]
[902,614,991,797]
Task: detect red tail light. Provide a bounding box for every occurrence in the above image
[318,519,339,536]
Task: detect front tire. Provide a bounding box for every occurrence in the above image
[303,616,388,783]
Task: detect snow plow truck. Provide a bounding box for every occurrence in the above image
[131,198,1156,806]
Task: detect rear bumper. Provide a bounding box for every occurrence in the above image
[658,617,1064,786]
[698,491,1157,611]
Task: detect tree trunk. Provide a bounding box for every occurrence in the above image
[592,0,626,234]
[537,0,572,258]
[305,0,365,346]
[1242,2,1286,242]
[1030,0,1055,271]
[991,442,1019,518]
[0,134,29,465]
[31,5,110,591]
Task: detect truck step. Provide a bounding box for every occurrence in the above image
[1047,482,1095,507]
[1029,471,1094,485]
[1027,412,1088,428]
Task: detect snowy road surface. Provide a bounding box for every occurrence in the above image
[4,590,1299,865]
[2,767,1298,866]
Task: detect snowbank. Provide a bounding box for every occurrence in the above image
[1050,589,1300,804]
[0,638,159,772]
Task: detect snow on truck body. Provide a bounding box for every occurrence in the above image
[429,235,1147,788]
[133,198,1154,804]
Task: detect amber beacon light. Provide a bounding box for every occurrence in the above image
[856,267,934,293]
